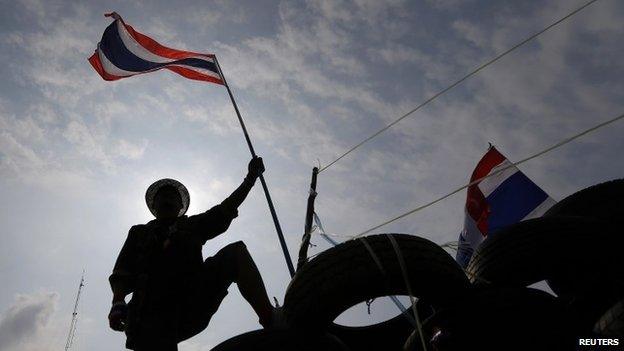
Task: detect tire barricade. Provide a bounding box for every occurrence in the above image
[211,179,624,350]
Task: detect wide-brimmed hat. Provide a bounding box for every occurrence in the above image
[145,178,190,217]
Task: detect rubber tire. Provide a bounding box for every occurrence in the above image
[544,178,624,222]
[466,216,624,331]
[283,234,470,330]
[403,287,577,351]
[210,328,349,351]
[466,216,623,288]
[326,299,435,351]
[543,179,624,296]
[594,298,624,337]
[327,316,413,351]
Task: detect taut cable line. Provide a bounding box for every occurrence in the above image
[318,0,600,174]
[351,112,624,238]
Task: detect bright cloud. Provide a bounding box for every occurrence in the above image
[0,291,59,351]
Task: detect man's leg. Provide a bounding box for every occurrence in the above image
[177,241,276,341]
[224,241,274,327]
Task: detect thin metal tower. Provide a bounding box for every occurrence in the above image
[65,271,85,351]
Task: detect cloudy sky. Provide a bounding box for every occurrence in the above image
[1,0,623,350]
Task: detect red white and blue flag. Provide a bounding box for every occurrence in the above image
[456,146,556,268]
[88,12,223,85]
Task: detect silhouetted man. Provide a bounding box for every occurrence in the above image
[108,157,278,351]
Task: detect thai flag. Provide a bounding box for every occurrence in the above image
[88,12,223,85]
[456,146,556,268]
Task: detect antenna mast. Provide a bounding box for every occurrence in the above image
[64,271,85,351]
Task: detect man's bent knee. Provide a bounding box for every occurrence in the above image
[216,241,249,275]
[224,240,248,259]
[229,240,247,251]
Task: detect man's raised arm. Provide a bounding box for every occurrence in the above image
[220,156,265,213]
[187,157,265,243]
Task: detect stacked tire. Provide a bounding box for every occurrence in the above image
[211,179,624,350]
[210,329,349,351]
[211,233,470,351]
[283,234,470,351]
[402,286,577,351]
[466,179,624,342]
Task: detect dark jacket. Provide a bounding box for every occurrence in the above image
[109,203,238,348]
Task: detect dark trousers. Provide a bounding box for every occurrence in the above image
[129,242,243,350]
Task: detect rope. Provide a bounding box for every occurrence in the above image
[353,112,624,238]
[313,213,418,327]
[314,216,494,284]
[358,235,420,330]
[386,234,428,351]
[318,0,600,174]
[313,212,340,245]
[359,236,387,275]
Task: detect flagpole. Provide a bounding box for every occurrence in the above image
[213,55,296,278]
